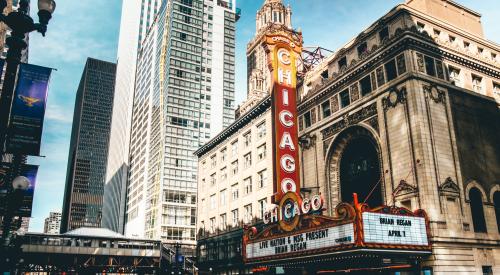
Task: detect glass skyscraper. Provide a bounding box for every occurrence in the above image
[124,0,237,245]
[61,58,117,233]
[103,0,165,235]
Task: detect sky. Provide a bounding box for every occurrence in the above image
[27,0,500,232]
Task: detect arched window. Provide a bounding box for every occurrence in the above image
[493,191,500,233]
[469,188,487,233]
[339,137,382,207]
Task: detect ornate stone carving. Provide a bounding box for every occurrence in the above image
[311,107,317,124]
[366,116,379,133]
[330,95,340,113]
[376,66,385,86]
[393,180,418,197]
[396,54,406,75]
[299,134,317,150]
[321,103,377,139]
[439,177,460,197]
[435,59,445,79]
[370,72,377,90]
[350,83,360,102]
[424,85,446,104]
[416,52,425,73]
[383,87,407,110]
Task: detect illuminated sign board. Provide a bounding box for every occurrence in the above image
[362,212,429,246]
[268,34,302,203]
[246,223,355,260]
[243,203,431,263]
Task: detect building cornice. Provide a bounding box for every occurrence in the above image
[298,29,500,112]
[194,96,271,157]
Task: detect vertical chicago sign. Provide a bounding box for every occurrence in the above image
[267,34,302,203]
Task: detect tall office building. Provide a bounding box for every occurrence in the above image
[125,0,237,245]
[102,0,142,235]
[43,212,61,234]
[102,0,166,235]
[61,58,117,233]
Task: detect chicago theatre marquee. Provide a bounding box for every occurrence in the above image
[195,0,500,274]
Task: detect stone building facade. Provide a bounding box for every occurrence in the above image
[195,0,500,274]
[298,0,500,273]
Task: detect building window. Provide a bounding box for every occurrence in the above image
[220,189,227,206]
[321,100,331,118]
[424,56,436,77]
[259,199,267,219]
[231,160,238,175]
[231,209,239,226]
[469,187,487,233]
[210,194,216,210]
[416,22,425,32]
[244,204,252,223]
[463,41,470,50]
[491,52,497,60]
[379,26,389,42]
[231,140,238,158]
[257,144,266,161]
[340,89,350,108]
[433,29,440,37]
[338,56,347,70]
[210,154,216,168]
[244,177,252,194]
[449,66,461,86]
[472,75,483,93]
[210,217,216,232]
[357,42,368,57]
[304,111,312,128]
[258,169,267,188]
[231,183,239,201]
[257,121,266,139]
[220,167,227,181]
[385,59,397,81]
[210,173,216,185]
[244,153,252,168]
[482,266,493,275]
[360,75,372,96]
[449,35,456,44]
[493,192,500,233]
[494,82,500,94]
[478,47,484,55]
[243,131,251,147]
[220,214,227,230]
[321,70,329,79]
[220,148,227,162]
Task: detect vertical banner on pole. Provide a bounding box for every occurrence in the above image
[266,34,302,203]
[0,162,11,215]
[0,163,38,217]
[15,164,39,217]
[6,63,52,156]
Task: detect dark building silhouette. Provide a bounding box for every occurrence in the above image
[61,58,116,233]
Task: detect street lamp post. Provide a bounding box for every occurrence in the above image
[0,0,56,151]
[0,0,55,269]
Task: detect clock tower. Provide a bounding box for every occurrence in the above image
[237,0,302,116]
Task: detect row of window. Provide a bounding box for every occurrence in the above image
[469,187,500,234]
[202,121,266,170]
[417,21,498,62]
[201,198,268,233]
[301,54,406,129]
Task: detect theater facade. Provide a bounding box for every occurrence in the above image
[195,0,500,274]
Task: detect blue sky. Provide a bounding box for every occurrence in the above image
[27,0,500,232]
